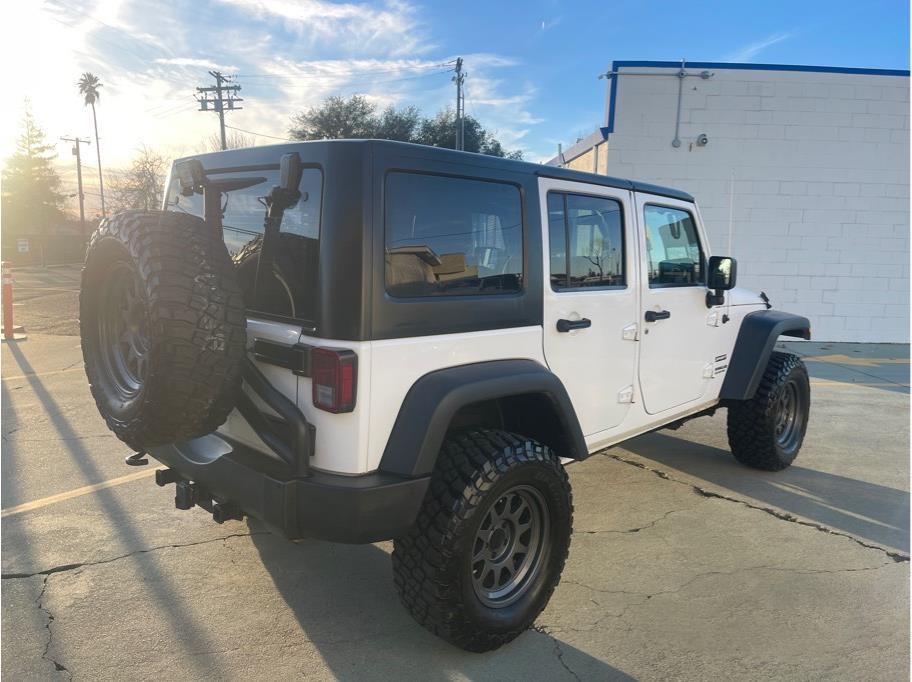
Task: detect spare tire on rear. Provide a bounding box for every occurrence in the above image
[80,210,247,450]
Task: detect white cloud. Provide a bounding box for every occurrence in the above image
[723,31,794,62]
[1,0,542,217]
[539,16,562,32]
[213,0,432,56]
[154,58,238,71]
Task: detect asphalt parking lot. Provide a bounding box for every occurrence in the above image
[2,265,909,680]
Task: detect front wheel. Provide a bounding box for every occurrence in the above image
[392,430,573,652]
[727,351,810,471]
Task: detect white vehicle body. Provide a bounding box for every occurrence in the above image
[222,177,766,476]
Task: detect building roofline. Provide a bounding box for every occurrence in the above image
[604,60,909,132]
[611,60,909,78]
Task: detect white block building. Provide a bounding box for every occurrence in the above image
[550,61,910,343]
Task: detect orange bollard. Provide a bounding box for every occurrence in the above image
[2,261,12,340]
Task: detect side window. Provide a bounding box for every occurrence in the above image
[644,205,703,287]
[385,172,523,297]
[548,192,625,289]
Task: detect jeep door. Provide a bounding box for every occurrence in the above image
[539,178,638,435]
[635,193,715,414]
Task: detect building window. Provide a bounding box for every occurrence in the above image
[385,172,523,297]
[644,205,704,287]
[548,192,625,290]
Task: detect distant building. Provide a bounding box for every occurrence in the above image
[550,61,910,343]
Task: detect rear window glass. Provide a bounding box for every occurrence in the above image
[164,166,323,323]
[384,172,523,297]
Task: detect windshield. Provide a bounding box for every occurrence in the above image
[164,166,323,325]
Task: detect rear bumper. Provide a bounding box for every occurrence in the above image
[148,434,430,544]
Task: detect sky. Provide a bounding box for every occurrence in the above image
[1,0,908,214]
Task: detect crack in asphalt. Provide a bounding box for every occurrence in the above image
[37,575,71,679]
[1,531,268,580]
[576,508,687,535]
[550,560,896,636]
[532,624,581,681]
[604,453,910,563]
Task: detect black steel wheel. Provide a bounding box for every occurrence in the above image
[392,429,573,652]
[728,351,811,471]
[96,260,150,402]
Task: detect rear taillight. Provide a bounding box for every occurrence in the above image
[311,347,357,413]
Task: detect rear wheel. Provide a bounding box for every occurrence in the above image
[727,351,810,471]
[80,210,247,450]
[392,429,573,652]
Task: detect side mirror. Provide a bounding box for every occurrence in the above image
[706,256,737,307]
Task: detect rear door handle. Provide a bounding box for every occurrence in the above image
[644,310,671,322]
[556,318,592,333]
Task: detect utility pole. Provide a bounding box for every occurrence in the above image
[196,71,243,150]
[61,136,90,235]
[452,57,466,151]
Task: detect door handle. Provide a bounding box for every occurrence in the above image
[644,310,671,322]
[556,318,592,333]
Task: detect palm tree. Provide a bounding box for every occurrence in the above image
[78,72,106,217]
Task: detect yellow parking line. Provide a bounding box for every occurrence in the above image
[1,366,85,382]
[1,467,162,518]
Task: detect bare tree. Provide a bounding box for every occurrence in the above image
[201,129,253,153]
[108,146,167,213]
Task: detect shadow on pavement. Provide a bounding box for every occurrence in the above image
[3,341,228,676]
[621,431,910,553]
[250,525,631,680]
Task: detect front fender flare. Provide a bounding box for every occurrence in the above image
[720,310,811,401]
[378,359,587,478]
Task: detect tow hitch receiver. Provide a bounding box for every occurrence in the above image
[155,468,245,524]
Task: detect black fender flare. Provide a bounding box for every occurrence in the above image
[378,359,587,478]
[720,310,811,401]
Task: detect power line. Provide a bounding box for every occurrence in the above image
[224,125,294,142]
[238,69,455,90]
[237,61,456,80]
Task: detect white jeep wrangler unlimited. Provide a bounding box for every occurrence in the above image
[80,140,811,651]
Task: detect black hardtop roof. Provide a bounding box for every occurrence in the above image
[176,139,694,203]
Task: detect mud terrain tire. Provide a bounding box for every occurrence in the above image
[392,429,573,652]
[80,210,246,450]
[727,351,810,471]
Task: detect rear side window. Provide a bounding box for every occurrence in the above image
[644,205,703,287]
[547,192,625,289]
[384,172,523,297]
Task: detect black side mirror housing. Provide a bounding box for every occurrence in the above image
[175,159,206,196]
[706,256,737,307]
[279,152,303,194]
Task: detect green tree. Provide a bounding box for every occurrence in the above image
[289,95,377,140]
[374,105,421,142]
[78,72,107,216]
[287,95,522,159]
[1,106,66,246]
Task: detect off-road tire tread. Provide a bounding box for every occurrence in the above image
[727,351,808,471]
[80,210,246,449]
[392,429,572,652]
